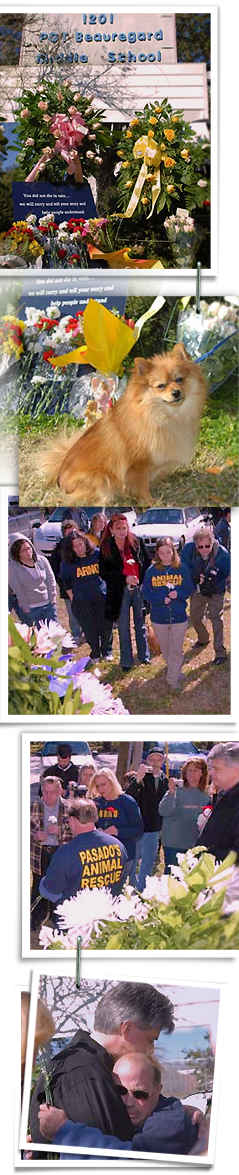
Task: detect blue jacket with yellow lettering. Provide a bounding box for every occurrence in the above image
[39,829,128,902]
[142,562,194,625]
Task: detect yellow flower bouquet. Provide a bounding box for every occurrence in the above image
[117,98,210,220]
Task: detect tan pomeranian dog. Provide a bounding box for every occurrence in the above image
[41,343,207,504]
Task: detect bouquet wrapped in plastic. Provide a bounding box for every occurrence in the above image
[177,299,238,391]
[51,295,165,421]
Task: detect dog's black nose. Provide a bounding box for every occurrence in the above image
[171,388,182,401]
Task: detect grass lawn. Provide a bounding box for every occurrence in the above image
[56,591,231,716]
[18,374,238,506]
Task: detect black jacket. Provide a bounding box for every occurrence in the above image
[99,537,150,621]
[39,761,79,796]
[125,771,168,833]
[196,780,239,862]
[30,1028,134,1144]
[49,539,69,598]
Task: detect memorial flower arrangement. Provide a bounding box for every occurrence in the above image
[39,849,239,951]
[3,300,137,418]
[8,615,129,716]
[177,299,239,390]
[1,295,163,419]
[117,98,210,220]
[0,214,90,268]
[0,301,85,415]
[14,79,110,185]
[0,220,44,265]
[0,212,163,269]
[164,209,205,268]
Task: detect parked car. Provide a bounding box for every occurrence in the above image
[33,506,137,555]
[132,508,206,556]
[142,741,203,778]
[32,507,93,554]
[41,740,95,770]
[104,507,137,527]
[8,499,43,542]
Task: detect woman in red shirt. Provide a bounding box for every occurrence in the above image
[99,515,150,671]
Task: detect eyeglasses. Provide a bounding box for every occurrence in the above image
[118,1085,149,1100]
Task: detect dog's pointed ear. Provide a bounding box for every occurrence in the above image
[172,342,190,361]
[133,357,150,378]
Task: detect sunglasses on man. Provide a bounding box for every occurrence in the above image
[118,1085,149,1100]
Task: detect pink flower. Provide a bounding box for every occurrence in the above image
[95,157,103,165]
[20,108,30,118]
[73,92,81,101]
[43,114,51,123]
[26,137,34,145]
[86,150,95,159]
[68,105,77,115]
[38,100,48,111]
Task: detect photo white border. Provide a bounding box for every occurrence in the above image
[0,3,217,277]
[20,966,226,1165]
[22,729,238,958]
[2,484,236,722]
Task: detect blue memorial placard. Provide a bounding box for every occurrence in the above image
[12,181,97,224]
[19,273,127,319]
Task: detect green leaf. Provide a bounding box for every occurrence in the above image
[77,702,94,715]
[8,615,32,662]
[156,192,166,212]
[106,933,124,949]
[168,878,188,901]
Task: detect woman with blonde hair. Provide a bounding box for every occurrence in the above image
[159,756,210,873]
[142,538,193,691]
[89,768,143,876]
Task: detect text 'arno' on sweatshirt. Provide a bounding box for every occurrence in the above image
[61,548,106,601]
[95,793,143,858]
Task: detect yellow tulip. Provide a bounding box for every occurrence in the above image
[149,116,157,125]
[154,106,162,113]
[126,130,132,138]
[147,130,154,139]
[181,149,190,161]
[130,118,140,127]
[172,116,180,123]
[117,150,124,158]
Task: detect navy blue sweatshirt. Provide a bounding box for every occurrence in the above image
[95,793,143,859]
[55,1094,198,1156]
[61,549,106,602]
[142,562,193,624]
[39,829,128,900]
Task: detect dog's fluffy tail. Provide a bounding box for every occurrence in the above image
[39,429,82,486]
